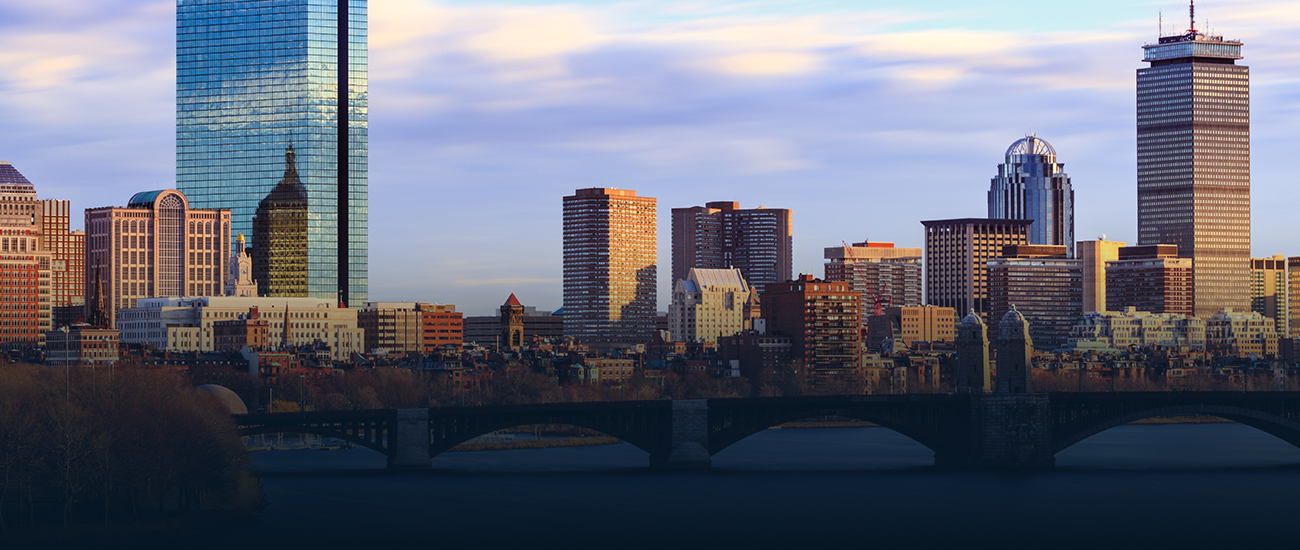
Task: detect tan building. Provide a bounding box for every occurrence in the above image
[1069,308,1206,350]
[1289,257,1300,339]
[1250,255,1287,336]
[0,162,53,347]
[921,218,1030,318]
[85,189,231,327]
[1106,245,1192,316]
[1206,308,1279,357]
[865,305,955,349]
[45,325,119,366]
[824,241,922,311]
[42,199,85,328]
[1078,239,1124,313]
[212,307,271,351]
[562,188,657,350]
[668,268,750,344]
[115,296,363,361]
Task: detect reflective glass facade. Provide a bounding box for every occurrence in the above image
[1138,31,1249,317]
[988,135,1074,257]
[177,0,367,305]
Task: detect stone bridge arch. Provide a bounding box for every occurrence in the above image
[236,410,395,457]
[427,401,674,460]
[1050,393,1300,455]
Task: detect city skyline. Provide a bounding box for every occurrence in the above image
[2,0,1299,315]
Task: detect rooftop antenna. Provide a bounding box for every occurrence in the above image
[1189,0,1196,33]
[1159,11,1163,37]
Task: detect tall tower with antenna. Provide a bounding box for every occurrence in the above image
[1137,1,1250,317]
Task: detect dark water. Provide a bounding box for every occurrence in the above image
[216,424,1300,549]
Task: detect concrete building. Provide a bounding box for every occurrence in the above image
[1138,18,1250,317]
[996,307,1033,394]
[42,199,84,328]
[1206,308,1279,356]
[988,135,1075,256]
[672,201,792,294]
[1250,255,1287,336]
[45,325,119,366]
[988,245,1082,350]
[563,188,657,349]
[1078,239,1124,313]
[1105,245,1193,315]
[761,274,861,385]
[1068,308,1206,350]
[955,310,991,394]
[922,218,1031,318]
[115,296,363,361]
[865,305,955,349]
[177,0,368,306]
[85,189,232,327]
[668,268,750,344]
[824,241,921,311]
[0,162,53,347]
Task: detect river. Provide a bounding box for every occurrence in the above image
[213,423,1300,549]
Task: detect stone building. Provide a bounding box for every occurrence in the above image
[668,267,750,344]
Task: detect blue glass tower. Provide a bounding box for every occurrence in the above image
[177,0,367,306]
[988,135,1074,258]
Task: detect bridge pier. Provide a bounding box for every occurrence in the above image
[961,394,1055,469]
[653,399,712,469]
[389,408,431,470]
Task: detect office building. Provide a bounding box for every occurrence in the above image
[672,201,792,293]
[922,218,1030,318]
[988,245,1082,350]
[1138,14,1250,316]
[988,135,1075,256]
[865,305,955,349]
[358,302,461,355]
[1105,245,1193,316]
[251,147,309,297]
[421,304,463,352]
[176,0,367,306]
[563,188,657,350]
[0,162,51,347]
[1206,308,1279,357]
[42,200,84,328]
[1250,255,1287,336]
[1078,239,1125,313]
[668,268,750,344]
[761,275,861,385]
[1289,257,1300,338]
[85,189,232,327]
[45,326,120,366]
[824,241,921,311]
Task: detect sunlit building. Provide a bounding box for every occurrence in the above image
[252,148,309,297]
[672,201,792,294]
[563,188,657,349]
[824,241,921,312]
[988,135,1074,257]
[922,218,1030,318]
[668,268,750,344]
[1250,255,1287,336]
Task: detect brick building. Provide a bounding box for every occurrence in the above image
[761,274,861,385]
[1105,245,1193,316]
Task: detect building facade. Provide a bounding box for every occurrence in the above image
[1078,239,1125,313]
[421,304,462,352]
[671,201,792,293]
[761,275,861,385]
[1105,245,1193,316]
[562,188,657,349]
[42,199,84,328]
[45,326,119,366]
[988,246,1082,351]
[1290,257,1300,339]
[1069,308,1206,350]
[1250,255,1287,336]
[668,268,750,344]
[0,163,51,347]
[176,0,368,306]
[251,147,309,297]
[864,305,955,349]
[463,306,561,347]
[988,135,1075,257]
[1206,308,1279,357]
[824,241,921,312]
[84,190,231,327]
[922,218,1030,318]
[1137,20,1250,317]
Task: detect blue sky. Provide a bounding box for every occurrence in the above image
[1,0,1298,316]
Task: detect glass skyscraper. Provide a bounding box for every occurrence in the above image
[176,0,367,306]
[988,135,1074,258]
[1137,17,1249,317]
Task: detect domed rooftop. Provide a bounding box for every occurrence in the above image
[998,305,1031,340]
[959,309,984,326]
[1005,134,1056,157]
[193,384,248,415]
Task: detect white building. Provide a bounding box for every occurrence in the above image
[116,296,363,360]
[1068,308,1206,350]
[668,268,750,344]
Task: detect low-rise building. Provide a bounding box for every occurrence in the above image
[1206,308,1279,357]
[865,305,955,349]
[45,325,120,365]
[1068,308,1206,349]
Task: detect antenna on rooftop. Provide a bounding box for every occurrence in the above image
[1159,11,1163,37]
[1189,0,1196,33]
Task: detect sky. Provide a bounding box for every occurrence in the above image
[1,0,1298,316]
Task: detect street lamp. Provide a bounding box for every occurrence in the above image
[60,326,69,401]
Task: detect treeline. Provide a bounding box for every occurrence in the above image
[0,366,255,531]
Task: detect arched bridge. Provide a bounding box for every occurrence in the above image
[232,392,1300,470]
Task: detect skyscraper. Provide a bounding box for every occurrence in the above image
[1250,255,1287,336]
[921,218,1030,318]
[671,202,792,293]
[1137,7,1249,317]
[42,199,85,328]
[176,0,367,306]
[0,162,51,347]
[563,188,657,349]
[988,135,1074,257]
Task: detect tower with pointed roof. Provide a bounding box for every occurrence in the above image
[252,147,309,298]
[501,294,525,351]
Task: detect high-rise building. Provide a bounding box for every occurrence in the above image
[0,162,51,347]
[1137,11,1249,317]
[42,199,85,328]
[1289,257,1300,339]
[761,274,860,385]
[252,147,309,298]
[1250,255,1287,336]
[922,218,1031,318]
[988,135,1074,257]
[1105,245,1193,316]
[563,188,657,349]
[988,245,1082,350]
[1078,239,1125,313]
[176,0,367,306]
[824,241,922,311]
[85,189,232,327]
[672,201,791,293]
[668,268,750,344]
